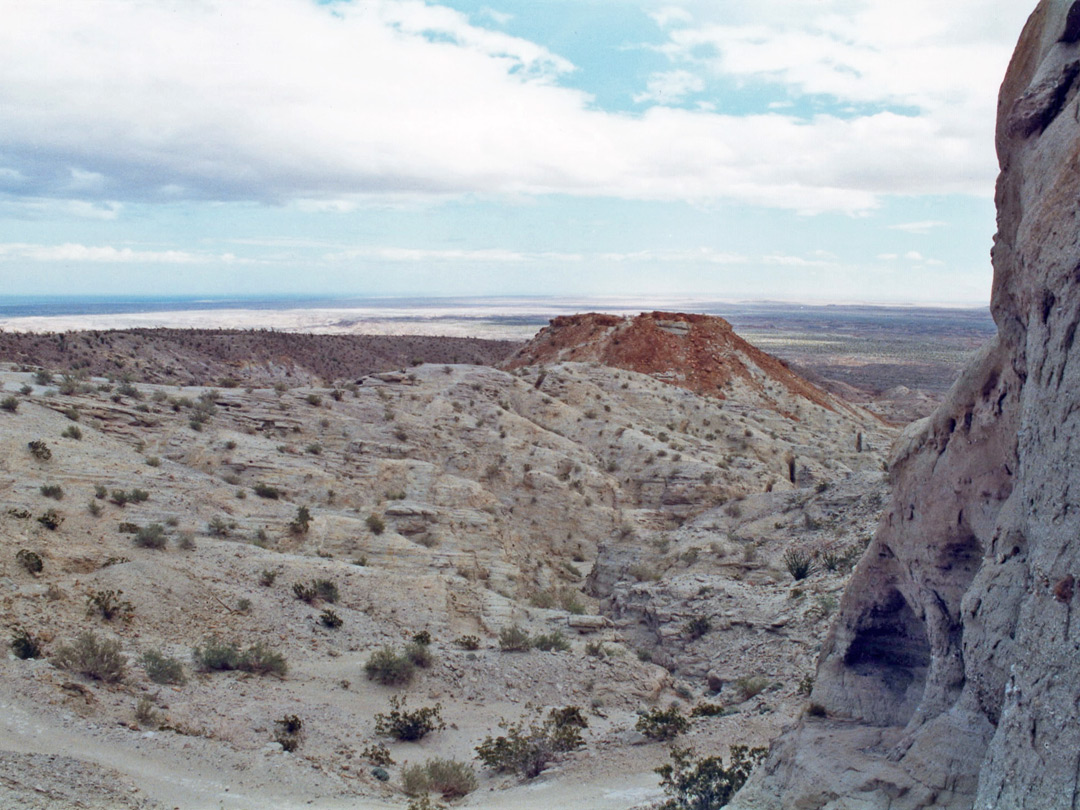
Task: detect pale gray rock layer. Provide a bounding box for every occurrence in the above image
[732,2,1080,808]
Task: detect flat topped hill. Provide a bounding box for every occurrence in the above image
[502,311,861,420]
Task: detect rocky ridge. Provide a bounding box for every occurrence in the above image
[732,2,1080,807]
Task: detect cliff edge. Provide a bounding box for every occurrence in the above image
[732,2,1080,807]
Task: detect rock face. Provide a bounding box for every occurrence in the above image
[501,311,865,420]
[732,2,1080,808]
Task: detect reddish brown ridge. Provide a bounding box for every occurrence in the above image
[503,311,848,418]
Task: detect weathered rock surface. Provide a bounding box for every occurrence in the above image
[732,2,1080,807]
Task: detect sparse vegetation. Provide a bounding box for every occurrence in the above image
[28,440,51,460]
[636,706,690,741]
[52,631,126,682]
[61,425,83,440]
[402,758,477,799]
[273,714,303,752]
[192,636,287,677]
[364,647,415,686]
[532,630,571,652]
[374,695,446,741]
[133,523,168,549]
[498,624,532,652]
[735,675,770,701]
[1,396,18,413]
[655,745,766,810]
[366,513,385,535]
[293,578,338,604]
[86,589,135,622]
[253,483,281,499]
[475,706,587,779]
[783,549,814,581]
[141,650,187,685]
[16,548,43,575]
[685,615,712,641]
[11,627,43,659]
[455,635,481,651]
[319,608,343,628]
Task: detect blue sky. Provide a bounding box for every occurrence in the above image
[0,0,1035,304]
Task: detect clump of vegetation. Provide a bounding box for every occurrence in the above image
[16,549,43,575]
[360,742,395,767]
[684,615,712,641]
[532,630,571,652]
[135,697,161,727]
[366,513,385,535]
[289,505,312,535]
[498,624,531,652]
[584,640,608,658]
[319,608,343,628]
[28,440,51,460]
[61,425,83,440]
[636,706,690,741]
[655,745,766,810]
[292,578,338,604]
[110,488,150,507]
[364,647,415,686]
[274,714,304,752]
[253,483,281,499]
[735,675,771,701]
[475,706,588,779]
[192,636,287,677]
[455,635,481,651]
[402,758,478,799]
[259,569,279,587]
[11,628,43,659]
[783,549,814,581]
[405,639,435,668]
[141,649,187,685]
[374,695,446,741]
[52,631,126,682]
[37,508,63,530]
[207,516,231,536]
[690,702,728,718]
[1,396,18,413]
[86,589,134,622]
[134,523,168,549]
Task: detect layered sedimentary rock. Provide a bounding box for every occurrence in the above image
[732,2,1080,807]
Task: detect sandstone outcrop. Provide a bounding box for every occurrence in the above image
[732,2,1080,807]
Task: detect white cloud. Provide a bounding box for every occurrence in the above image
[877,253,899,260]
[0,0,1029,214]
[888,220,948,233]
[649,6,694,28]
[633,70,705,104]
[478,7,513,26]
[0,243,225,263]
[904,250,925,261]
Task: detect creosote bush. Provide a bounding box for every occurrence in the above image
[0,396,18,413]
[374,695,446,741]
[37,508,63,530]
[402,758,478,799]
[475,706,588,779]
[636,706,690,741]
[655,745,766,810]
[293,578,339,604]
[192,636,287,677]
[498,624,531,652]
[52,631,127,682]
[319,608,343,628]
[134,523,168,549]
[366,513,385,535]
[455,635,481,651]
[11,628,43,659]
[364,646,415,686]
[28,440,52,460]
[16,549,43,575]
[86,589,134,622]
[532,630,571,652]
[141,650,187,685]
[274,714,303,752]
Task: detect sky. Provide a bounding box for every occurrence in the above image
[0,0,1037,305]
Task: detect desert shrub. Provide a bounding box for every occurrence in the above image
[366,513,385,535]
[146,456,161,467]
[783,549,814,581]
[63,406,80,420]
[135,697,160,727]
[293,578,338,604]
[16,548,43,575]
[374,695,446,741]
[820,549,841,572]
[141,649,187,685]
[192,636,287,677]
[405,640,434,668]
[1,396,18,413]
[32,370,53,385]
[636,706,690,741]
[360,742,395,766]
[412,630,432,645]
[94,484,107,499]
[455,635,481,651]
[207,516,231,537]
[274,714,303,752]
[628,563,661,582]
[475,706,587,779]
[683,614,712,640]
[498,624,531,652]
[61,425,83,440]
[319,608,343,628]
[402,758,477,799]
[28,440,51,460]
[11,627,43,659]
[364,647,415,686]
[289,505,312,535]
[86,589,134,622]
[134,523,168,549]
[584,640,608,658]
[305,393,322,406]
[253,483,281,499]
[52,631,126,682]
[259,569,279,587]
[690,702,727,718]
[532,630,570,652]
[656,745,766,810]
[177,532,196,550]
[735,676,770,701]
[87,500,102,517]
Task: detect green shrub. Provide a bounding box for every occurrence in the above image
[360,742,395,766]
[498,624,531,652]
[293,578,338,604]
[532,630,570,652]
[366,513,385,535]
[134,523,168,549]
[86,589,134,622]
[146,456,160,467]
[28,440,51,460]
[11,628,43,659]
[374,695,445,741]
[475,706,587,779]
[52,631,126,682]
[253,483,281,499]
[655,745,766,810]
[94,484,107,499]
[636,706,690,741]
[402,758,477,799]
[87,500,102,517]
[207,516,231,536]
[289,505,312,535]
[16,549,43,575]
[259,569,279,587]
[319,608,343,628]
[735,675,770,701]
[141,649,187,685]
[584,640,608,658]
[364,647,415,686]
[405,640,434,668]
[1,396,18,413]
[685,615,712,641]
[192,636,287,677]
[37,508,63,530]
[61,425,83,440]
[783,549,814,581]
